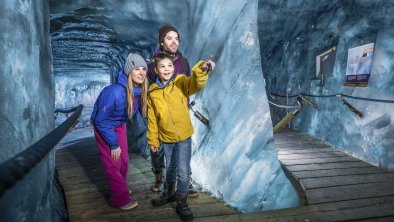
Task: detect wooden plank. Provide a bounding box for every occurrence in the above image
[355,217,394,222]
[275,143,329,150]
[275,138,323,143]
[67,191,216,213]
[57,165,151,179]
[306,181,394,204]
[276,135,323,140]
[188,214,240,222]
[56,154,145,167]
[70,201,237,221]
[278,152,346,160]
[56,150,149,160]
[284,161,371,171]
[56,148,98,157]
[280,156,359,165]
[61,176,153,190]
[69,204,176,221]
[275,136,321,141]
[258,201,394,222]
[275,137,325,142]
[64,183,152,198]
[254,196,394,218]
[293,166,385,179]
[300,173,394,189]
[60,167,151,181]
[278,148,338,155]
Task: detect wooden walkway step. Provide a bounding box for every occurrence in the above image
[56,128,394,221]
[275,128,394,206]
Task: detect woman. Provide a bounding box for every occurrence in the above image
[90,53,148,210]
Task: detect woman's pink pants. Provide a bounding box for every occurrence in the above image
[93,124,132,207]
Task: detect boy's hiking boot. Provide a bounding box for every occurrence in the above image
[176,192,193,221]
[151,184,176,207]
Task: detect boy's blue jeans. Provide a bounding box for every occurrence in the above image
[162,137,192,193]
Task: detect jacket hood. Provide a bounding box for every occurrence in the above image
[154,47,183,58]
[149,74,178,92]
[117,69,128,87]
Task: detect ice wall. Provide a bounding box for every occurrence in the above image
[185,0,299,212]
[0,1,67,221]
[258,0,394,169]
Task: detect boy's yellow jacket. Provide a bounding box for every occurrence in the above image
[147,61,209,148]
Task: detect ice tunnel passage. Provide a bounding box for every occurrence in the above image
[1,0,394,221]
[50,0,300,212]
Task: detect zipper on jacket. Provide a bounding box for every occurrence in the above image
[181,98,189,114]
[163,90,181,141]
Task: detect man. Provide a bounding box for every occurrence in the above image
[147,26,190,83]
[147,25,198,198]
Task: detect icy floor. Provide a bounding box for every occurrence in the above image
[56,127,94,149]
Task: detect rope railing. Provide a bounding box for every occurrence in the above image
[268,100,300,109]
[55,106,94,113]
[54,106,78,114]
[0,104,83,197]
[340,94,394,103]
[272,99,302,133]
[268,91,393,133]
[270,92,394,103]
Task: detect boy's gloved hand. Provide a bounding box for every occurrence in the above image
[201,59,215,72]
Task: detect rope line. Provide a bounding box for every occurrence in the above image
[55,106,93,114]
[340,94,394,103]
[301,93,337,98]
[54,106,78,114]
[270,92,394,103]
[270,93,299,98]
[268,100,300,109]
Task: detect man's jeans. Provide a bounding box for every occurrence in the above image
[127,111,148,157]
[162,137,192,193]
[150,145,165,172]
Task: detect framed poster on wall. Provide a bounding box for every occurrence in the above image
[316,47,336,86]
[345,43,374,87]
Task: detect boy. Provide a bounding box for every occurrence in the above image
[147,53,214,221]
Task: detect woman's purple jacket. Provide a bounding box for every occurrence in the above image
[90,69,141,149]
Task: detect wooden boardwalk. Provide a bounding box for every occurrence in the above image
[55,132,238,222]
[56,128,394,221]
[276,129,394,205]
